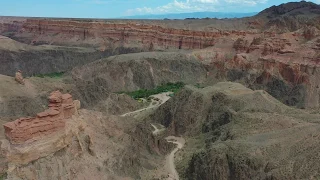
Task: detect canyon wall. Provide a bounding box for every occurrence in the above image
[190,31,320,108]
[0,17,25,35]
[2,18,258,50]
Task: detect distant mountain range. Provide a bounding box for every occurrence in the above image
[120,12,258,19]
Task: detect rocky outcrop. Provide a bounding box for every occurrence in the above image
[233,38,250,53]
[0,90,83,179]
[3,91,77,144]
[261,38,291,55]
[303,26,320,40]
[14,70,24,85]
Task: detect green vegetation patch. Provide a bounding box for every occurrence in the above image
[33,72,65,79]
[0,173,7,180]
[119,82,184,99]
[195,83,205,89]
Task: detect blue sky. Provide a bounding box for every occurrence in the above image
[0,0,319,18]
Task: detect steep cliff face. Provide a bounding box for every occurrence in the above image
[150,82,320,179]
[0,17,25,35]
[190,30,320,108]
[7,19,247,49]
[0,17,263,52]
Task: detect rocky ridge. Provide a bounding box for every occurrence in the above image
[0,35,141,77]
[71,52,210,92]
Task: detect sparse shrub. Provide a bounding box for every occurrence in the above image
[224,53,234,60]
[33,72,64,79]
[251,37,263,45]
[0,173,7,180]
[195,83,204,89]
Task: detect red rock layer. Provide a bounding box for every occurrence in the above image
[3,91,76,144]
[0,17,25,34]
[19,19,258,49]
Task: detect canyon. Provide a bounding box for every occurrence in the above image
[1,1,320,179]
[1,2,320,109]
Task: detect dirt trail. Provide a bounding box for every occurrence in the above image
[121,91,185,180]
[165,136,185,180]
[151,123,165,135]
[23,79,38,97]
[120,92,172,117]
[151,124,159,133]
[150,125,185,180]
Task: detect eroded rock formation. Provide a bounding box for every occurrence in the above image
[14,70,24,85]
[3,91,77,144]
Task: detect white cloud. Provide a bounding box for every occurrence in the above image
[74,0,132,4]
[126,0,217,15]
[225,0,267,6]
[125,0,268,15]
[193,0,218,3]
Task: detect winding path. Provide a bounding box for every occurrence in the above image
[120,92,172,117]
[121,92,185,180]
[151,124,185,180]
[165,136,185,180]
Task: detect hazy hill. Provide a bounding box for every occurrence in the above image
[121,12,257,19]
